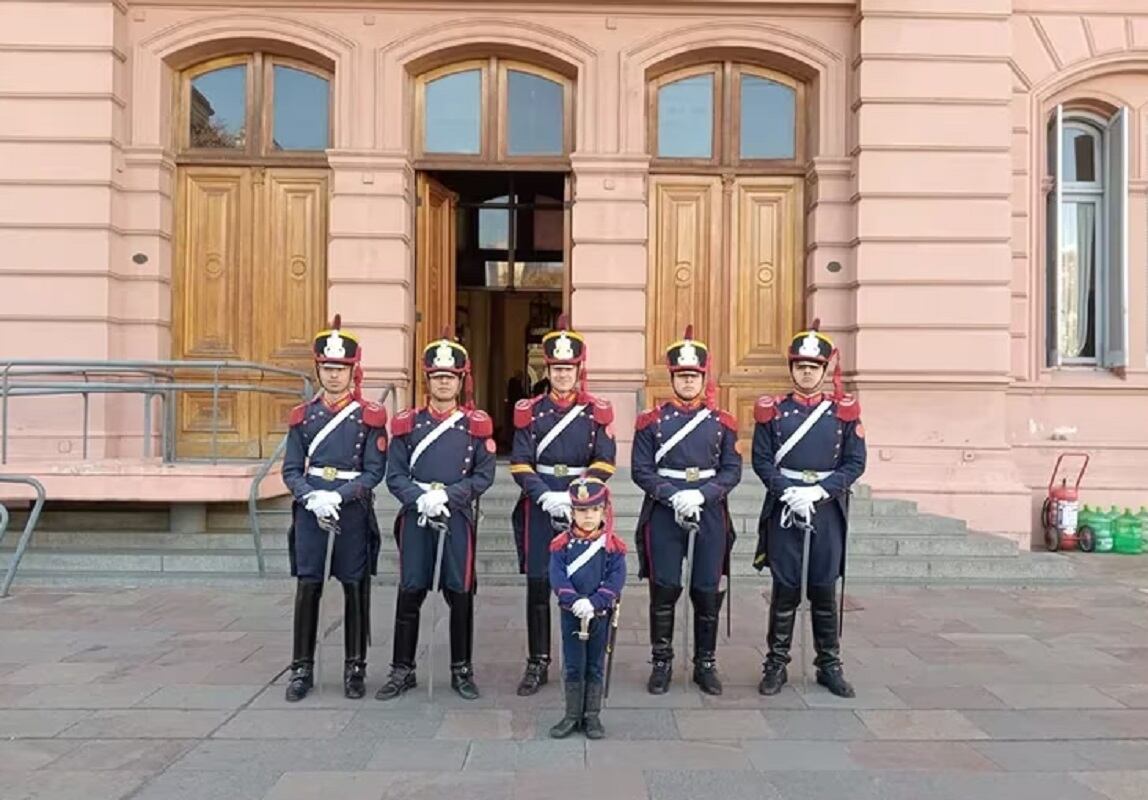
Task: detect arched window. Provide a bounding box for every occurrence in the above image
[649,62,803,168]
[179,52,332,158]
[414,58,573,163]
[1045,104,1128,368]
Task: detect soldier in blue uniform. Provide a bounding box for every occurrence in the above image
[633,326,742,695]
[375,334,496,701]
[281,315,388,701]
[751,319,866,698]
[547,477,626,740]
[509,315,616,696]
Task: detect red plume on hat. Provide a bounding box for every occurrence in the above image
[802,317,844,400]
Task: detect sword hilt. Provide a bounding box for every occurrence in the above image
[576,614,590,641]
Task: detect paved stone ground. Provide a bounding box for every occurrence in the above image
[2,555,1147,799]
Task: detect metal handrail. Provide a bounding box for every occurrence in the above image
[247,383,397,576]
[1,359,313,464]
[0,475,46,597]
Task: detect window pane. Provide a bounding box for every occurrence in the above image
[507,70,564,155]
[425,69,482,154]
[1057,200,1097,358]
[657,74,713,158]
[479,197,510,249]
[1062,126,1098,183]
[272,66,330,150]
[189,65,246,149]
[740,75,796,159]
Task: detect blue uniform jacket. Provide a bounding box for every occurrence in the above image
[631,400,742,580]
[386,406,497,524]
[281,394,387,580]
[750,392,867,571]
[548,528,627,615]
[509,392,616,576]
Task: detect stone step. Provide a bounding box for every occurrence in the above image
[8,526,1012,558]
[1,546,1072,582]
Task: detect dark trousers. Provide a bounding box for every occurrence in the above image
[560,610,610,684]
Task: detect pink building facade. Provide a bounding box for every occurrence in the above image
[3,0,1148,546]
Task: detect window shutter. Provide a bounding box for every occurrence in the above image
[1047,104,1063,367]
[1100,106,1129,368]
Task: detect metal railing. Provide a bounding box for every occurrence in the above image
[246,383,398,575]
[1,360,313,464]
[0,475,46,597]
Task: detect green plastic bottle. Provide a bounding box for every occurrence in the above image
[1093,506,1117,553]
[1114,508,1143,555]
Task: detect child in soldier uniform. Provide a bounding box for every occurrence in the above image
[548,476,627,739]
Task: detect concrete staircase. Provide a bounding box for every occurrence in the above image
[1,467,1075,586]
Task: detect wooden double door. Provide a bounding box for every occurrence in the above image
[646,175,803,439]
[173,165,328,458]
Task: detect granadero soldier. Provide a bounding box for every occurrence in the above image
[633,325,742,695]
[752,319,866,698]
[509,315,616,696]
[376,333,496,701]
[547,477,626,740]
[282,315,387,701]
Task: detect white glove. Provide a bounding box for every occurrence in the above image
[540,491,572,520]
[671,489,705,517]
[423,488,450,517]
[571,598,595,620]
[304,490,342,521]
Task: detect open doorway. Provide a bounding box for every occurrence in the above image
[415,170,567,453]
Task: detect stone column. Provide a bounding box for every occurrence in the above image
[569,153,652,462]
[326,151,414,409]
[852,0,1028,538]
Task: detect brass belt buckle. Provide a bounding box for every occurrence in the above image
[322,466,337,481]
[553,464,569,477]
[430,482,444,491]
[801,470,818,484]
[685,467,700,482]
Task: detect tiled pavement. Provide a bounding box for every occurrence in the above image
[1,556,1147,799]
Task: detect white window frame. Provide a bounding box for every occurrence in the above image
[1046,104,1129,370]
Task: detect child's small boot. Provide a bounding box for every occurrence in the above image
[582,682,605,739]
[549,681,584,738]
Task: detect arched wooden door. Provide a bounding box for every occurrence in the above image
[172,52,332,458]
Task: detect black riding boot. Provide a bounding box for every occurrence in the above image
[549,681,583,739]
[285,580,322,702]
[647,583,680,694]
[517,578,551,696]
[691,589,724,695]
[582,682,605,739]
[375,588,424,701]
[759,581,800,695]
[446,589,480,700]
[810,583,855,698]
[342,578,370,699]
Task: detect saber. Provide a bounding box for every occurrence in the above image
[576,614,590,641]
[796,510,813,693]
[603,600,621,701]
[680,513,699,693]
[425,514,449,699]
[315,515,339,696]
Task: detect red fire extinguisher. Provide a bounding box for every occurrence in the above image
[1042,452,1090,552]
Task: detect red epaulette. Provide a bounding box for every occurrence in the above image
[591,397,614,426]
[390,408,415,436]
[287,402,308,427]
[514,396,541,429]
[835,394,861,422]
[635,406,660,431]
[605,530,628,555]
[467,409,493,438]
[753,395,777,424]
[717,409,738,432]
[361,401,388,428]
[549,532,570,552]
